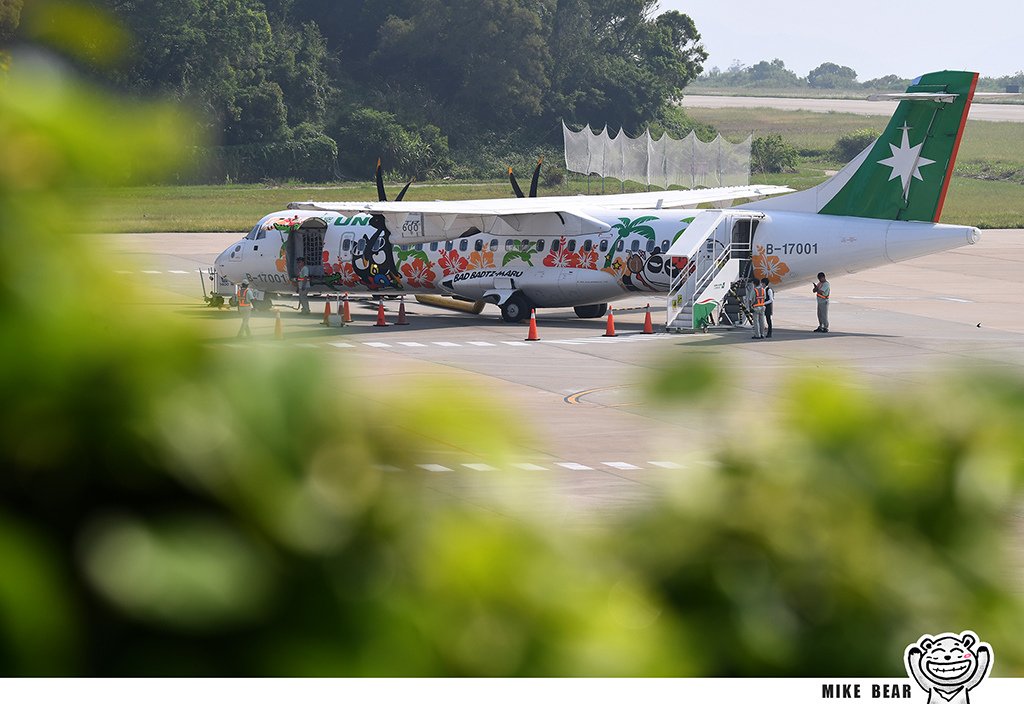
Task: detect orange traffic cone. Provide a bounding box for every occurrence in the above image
[321,298,332,325]
[524,309,540,341]
[274,310,284,340]
[374,301,388,327]
[396,297,410,325]
[603,305,617,337]
[342,294,352,323]
[642,304,654,334]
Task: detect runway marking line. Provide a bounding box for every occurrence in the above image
[417,464,454,473]
[564,385,635,405]
[463,463,497,472]
[603,461,639,470]
[557,462,593,471]
[513,463,550,471]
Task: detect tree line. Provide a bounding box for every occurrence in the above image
[3,0,711,182]
[698,58,1024,93]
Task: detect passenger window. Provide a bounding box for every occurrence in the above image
[646,239,655,253]
[599,240,608,253]
[416,243,423,251]
[567,239,576,252]
[617,240,624,252]
[430,241,438,252]
[630,240,640,252]
[550,239,560,253]
[355,240,365,255]
[459,239,468,252]
[583,240,592,252]
[342,239,351,252]
[490,238,498,250]
[536,239,545,252]
[474,239,483,251]
[505,239,514,251]
[661,240,669,252]
[445,241,453,251]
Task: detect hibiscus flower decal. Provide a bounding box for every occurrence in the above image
[577,247,598,270]
[751,245,790,284]
[438,249,468,276]
[400,257,437,288]
[543,237,581,268]
[466,248,495,270]
[329,260,359,288]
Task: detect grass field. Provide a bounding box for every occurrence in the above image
[91,108,1024,233]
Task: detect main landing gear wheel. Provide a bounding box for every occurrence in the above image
[500,292,532,323]
[253,294,274,312]
[573,303,608,319]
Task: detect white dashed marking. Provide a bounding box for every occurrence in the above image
[603,462,639,470]
[514,463,550,471]
[467,341,495,347]
[168,270,189,274]
[500,341,532,346]
[557,462,593,471]
[363,342,391,348]
[417,464,454,473]
[433,342,461,347]
[397,341,428,347]
[142,270,162,274]
[649,461,682,469]
[328,342,355,348]
[463,463,497,472]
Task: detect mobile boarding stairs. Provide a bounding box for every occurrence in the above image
[664,210,765,332]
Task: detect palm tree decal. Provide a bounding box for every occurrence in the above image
[502,239,539,267]
[604,216,658,268]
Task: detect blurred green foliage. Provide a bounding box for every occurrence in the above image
[2,18,1024,678]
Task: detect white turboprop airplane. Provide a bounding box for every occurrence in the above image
[215,70,980,329]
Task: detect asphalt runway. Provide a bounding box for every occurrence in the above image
[103,230,1024,523]
[681,95,1024,122]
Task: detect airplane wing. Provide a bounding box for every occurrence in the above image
[288,184,793,243]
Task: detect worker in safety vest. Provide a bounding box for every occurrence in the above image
[761,277,775,338]
[236,280,256,338]
[296,257,311,314]
[749,278,767,339]
[812,272,830,333]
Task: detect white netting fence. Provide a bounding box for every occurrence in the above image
[563,121,751,189]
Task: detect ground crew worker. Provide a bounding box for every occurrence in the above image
[750,278,767,339]
[761,277,774,338]
[812,271,830,332]
[296,257,311,314]
[236,280,255,338]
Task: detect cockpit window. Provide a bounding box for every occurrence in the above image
[255,230,266,240]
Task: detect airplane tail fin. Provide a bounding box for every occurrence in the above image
[761,70,978,222]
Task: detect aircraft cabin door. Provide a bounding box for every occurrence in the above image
[729,216,759,279]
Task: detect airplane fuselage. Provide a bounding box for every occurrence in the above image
[216,207,980,311]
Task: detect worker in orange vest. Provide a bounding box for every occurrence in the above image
[812,272,830,333]
[236,280,256,338]
[296,257,311,314]
[750,278,767,339]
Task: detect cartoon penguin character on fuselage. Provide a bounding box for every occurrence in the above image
[905,631,993,704]
[352,215,402,290]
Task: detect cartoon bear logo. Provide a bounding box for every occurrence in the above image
[905,631,993,704]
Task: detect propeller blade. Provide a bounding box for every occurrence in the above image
[508,166,525,198]
[529,157,543,198]
[375,158,387,201]
[395,178,415,202]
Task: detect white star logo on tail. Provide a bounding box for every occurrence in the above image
[878,122,935,198]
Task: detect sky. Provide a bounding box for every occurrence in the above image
[657,0,1022,80]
